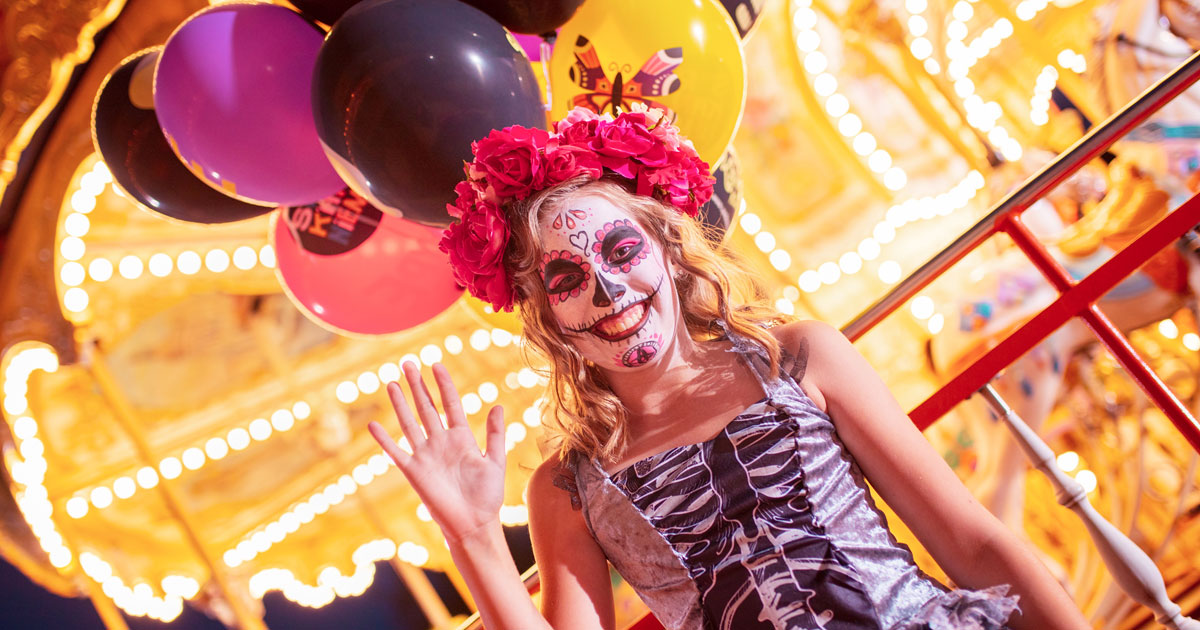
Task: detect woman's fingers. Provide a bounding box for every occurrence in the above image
[484,405,506,467]
[403,361,445,437]
[368,421,411,468]
[386,380,427,448]
[431,363,468,429]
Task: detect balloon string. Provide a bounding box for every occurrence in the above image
[540,37,553,112]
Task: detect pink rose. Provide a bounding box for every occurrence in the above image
[471,126,550,200]
[439,198,515,309]
[558,107,601,129]
[556,117,601,147]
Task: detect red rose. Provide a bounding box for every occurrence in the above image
[471,126,550,200]
[439,198,515,309]
[556,117,601,147]
[539,144,603,188]
[586,118,656,165]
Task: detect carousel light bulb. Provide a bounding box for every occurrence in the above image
[1075,469,1097,493]
[738,212,762,235]
[118,255,144,279]
[376,362,400,384]
[338,474,357,495]
[259,244,276,268]
[803,51,828,74]
[80,172,104,196]
[66,497,88,519]
[63,288,89,313]
[878,260,902,284]
[48,547,71,568]
[769,250,792,271]
[852,132,877,156]
[444,335,464,355]
[181,447,205,470]
[88,258,113,282]
[794,29,821,53]
[793,6,816,29]
[223,550,242,568]
[292,401,311,420]
[419,344,443,366]
[824,94,849,118]
[295,502,316,523]
[954,78,975,98]
[783,286,801,302]
[70,190,96,214]
[838,252,863,274]
[233,246,258,270]
[923,58,941,74]
[469,329,491,351]
[462,393,483,415]
[873,222,896,245]
[517,368,539,388]
[147,253,173,277]
[13,416,37,440]
[478,382,499,403]
[817,262,841,285]
[249,417,274,441]
[867,150,892,173]
[798,270,822,293]
[905,0,927,13]
[227,427,251,451]
[90,486,114,509]
[64,213,90,237]
[491,328,514,347]
[335,381,359,404]
[813,73,837,97]
[1016,2,1036,20]
[754,231,776,252]
[204,249,230,273]
[1158,319,1179,339]
[1056,450,1079,472]
[113,476,136,499]
[136,466,158,489]
[946,20,967,41]
[1057,49,1075,67]
[952,1,973,20]
[909,37,932,60]
[280,512,302,533]
[1000,140,1023,162]
[60,237,85,261]
[175,251,201,275]
[352,464,374,486]
[265,522,286,543]
[907,15,927,36]
[159,456,183,480]
[1183,333,1200,351]
[368,454,391,476]
[910,296,935,320]
[883,168,907,191]
[356,371,381,395]
[775,298,796,315]
[205,437,230,460]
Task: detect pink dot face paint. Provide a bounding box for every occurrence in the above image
[536,195,679,371]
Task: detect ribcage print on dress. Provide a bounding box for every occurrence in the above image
[611,402,884,630]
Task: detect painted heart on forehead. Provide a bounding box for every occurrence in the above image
[537,193,681,371]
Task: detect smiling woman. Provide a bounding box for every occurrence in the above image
[369,107,1090,630]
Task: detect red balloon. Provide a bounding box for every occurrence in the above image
[273,189,462,336]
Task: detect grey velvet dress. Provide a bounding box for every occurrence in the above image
[560,327,1020,630]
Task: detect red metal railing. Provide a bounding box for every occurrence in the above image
[458,48,1200,630]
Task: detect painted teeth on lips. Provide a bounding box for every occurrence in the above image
[593,301,648,338]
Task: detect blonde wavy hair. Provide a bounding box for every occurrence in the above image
[504,175,788,463]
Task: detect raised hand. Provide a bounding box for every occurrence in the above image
[368,362,506,544]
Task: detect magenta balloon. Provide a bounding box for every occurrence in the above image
[154,3,343,206]
[514,33,547,61]
[273,193,463,336]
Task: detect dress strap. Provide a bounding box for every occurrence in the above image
[715,318,779,394]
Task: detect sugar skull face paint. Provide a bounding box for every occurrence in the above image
[538,195,679,370]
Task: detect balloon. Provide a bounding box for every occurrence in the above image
[719,0,767,39]
[460,0,584,34]
[92,48,272,224]
[698,149,742,242]
[312,0,546,227]
[462,295,523,333]
[155,3,344,206]
[289,0,362,25]
[513,32,554,62]
[548,0,746,165]
[273,188,463,336]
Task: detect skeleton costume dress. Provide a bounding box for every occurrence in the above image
[558,324,1020,630]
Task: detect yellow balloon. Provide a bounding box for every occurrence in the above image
[461,294,524,333]
[548,0,746,166]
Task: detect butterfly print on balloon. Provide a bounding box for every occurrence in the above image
[567,35,682,119]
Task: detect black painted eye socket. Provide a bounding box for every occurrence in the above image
[601,225,645,266]
[543,258,586,295]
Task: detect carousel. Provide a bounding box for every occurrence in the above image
[0,0,1197,628]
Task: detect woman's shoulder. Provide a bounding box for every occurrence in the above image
[767,319,856,410]
[528,452,584,516]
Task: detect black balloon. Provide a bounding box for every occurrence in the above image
[460,0,584,34]
[698,149,742,242]
[92,48,273,224]
[289,0,363,26]
[313,0,547,227]
[720,0,766,38]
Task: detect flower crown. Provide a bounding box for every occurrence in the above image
[439,105,716,312]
